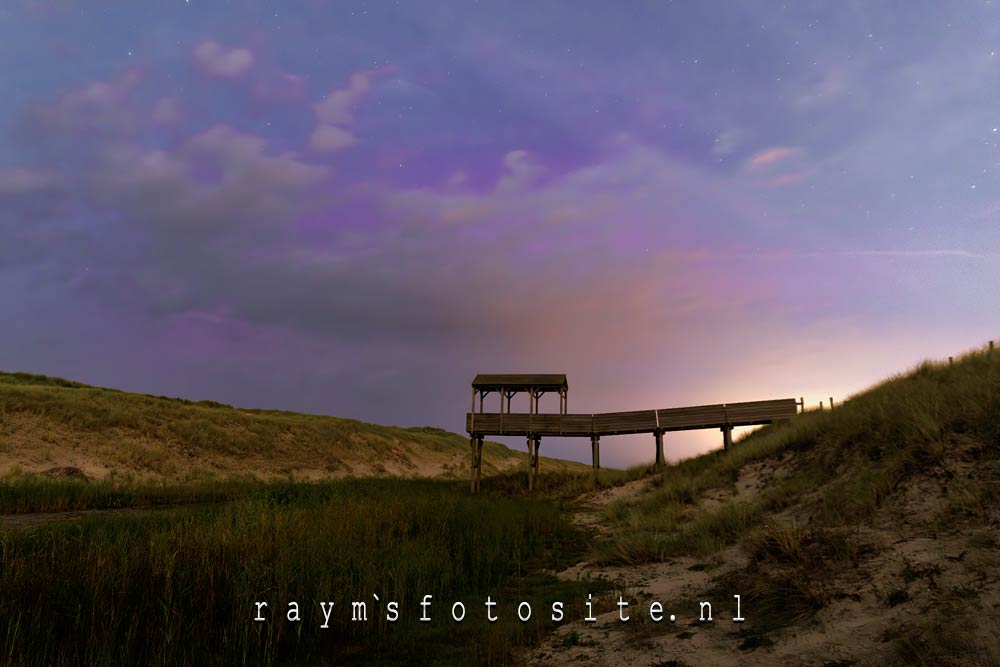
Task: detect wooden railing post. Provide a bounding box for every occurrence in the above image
[654,431,665,469]
[722,425,733,450]
[591,434,600,470]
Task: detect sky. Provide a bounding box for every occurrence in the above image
[2,1,999,467]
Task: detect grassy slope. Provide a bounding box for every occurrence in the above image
[587,342,1000,665]
[0,372,590,483]
[0,478,621,666]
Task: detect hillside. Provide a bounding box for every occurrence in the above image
[0,372,590,482]
[525,342,1000,666]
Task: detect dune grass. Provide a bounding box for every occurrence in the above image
[590,342,1000,661]
[0,371,591,481]
[595,342,1000,566]
[0,477,617,666]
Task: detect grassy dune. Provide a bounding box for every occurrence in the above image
[0,372,590,483]
[588,342,1000,665]
[3,344,999,665]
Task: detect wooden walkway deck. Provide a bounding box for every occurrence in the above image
[464,397,798,493]
[466,398,797,437]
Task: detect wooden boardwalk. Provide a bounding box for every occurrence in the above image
[465,374,797,492]
[466,399,798,437]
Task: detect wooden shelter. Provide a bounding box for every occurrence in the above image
[468,374,567,493]
[471,374,568,414]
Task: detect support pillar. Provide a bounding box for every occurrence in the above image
[527,435,535,492]
[654,431,665,469]
[591,434,600,470]
[533,436,541,476]
[470,435,477,493]
[475,436,483,493]
[722,425,733,450]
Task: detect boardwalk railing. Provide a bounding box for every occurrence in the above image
[466,398,798,436]
[464,397,798,493]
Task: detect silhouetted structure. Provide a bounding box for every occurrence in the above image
[466,374,797,493]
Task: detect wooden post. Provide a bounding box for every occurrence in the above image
[591,434,600,470]
[798,397,804,414]
[533,436,541,476]
[949,356,954,365]
[722,425,733,450]
[990,340,994,357]
[470,436,477,493]
[475,436,483,493]
[819,400,824,411]
[527,435,535,492]
[829,396,834,410]
[654,431,665,469]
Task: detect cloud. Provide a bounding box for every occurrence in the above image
[745,147,799,172]
[309,68,390,154]
[0,168,61,196]
[34,68,142,130]
[252,72,307,102]
[496,149,544,192]
[152,98,179,124]
[743,146,815,187]
[315,71,375,125]
[309,124,358,153]
[794,68,848,109]
[192,40,254,78]
[766,167,816,188]
[711,128,749,156]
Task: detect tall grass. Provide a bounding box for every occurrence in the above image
[595,343,1000,565]
[0,478,602,666]
[590,343,1000,657]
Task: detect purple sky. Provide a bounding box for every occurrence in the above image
[2,1,999,466]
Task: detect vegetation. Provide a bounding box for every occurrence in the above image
[597,342,1000,564]
[0,477,617,666]
[4,344,1000,664]
[592,342,1000,663]
[0,371,590,481]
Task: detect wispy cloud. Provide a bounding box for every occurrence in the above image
[192,40,254,78]
[745,147,799,172]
